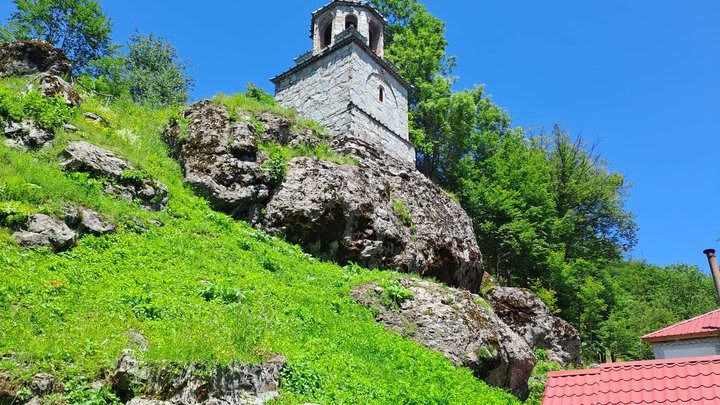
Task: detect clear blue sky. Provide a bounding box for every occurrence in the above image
[2,1,718,271]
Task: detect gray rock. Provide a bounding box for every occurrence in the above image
[33,73,82,106]
[110,350,284,405]
[2,120,54,149]
[60,141,132,180]
[352,279,537,399]
[60,141,168,211]
[127,399,171,405]
[12,230,52,249]
[19,214,76,251]
[79,208,116,235]
[83,112,110,126]
[30,373,61,396]
[485,287,582,366]
[63,123,78,132]
[166,101,484,291]
[0,40,72,77]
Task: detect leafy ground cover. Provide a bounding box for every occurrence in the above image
[0,77,521,404]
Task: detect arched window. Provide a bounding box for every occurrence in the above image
[345,14,358,30]
[321,21,333,49]
[378,86,385,103]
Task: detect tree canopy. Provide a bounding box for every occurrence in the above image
[0,0,112,73]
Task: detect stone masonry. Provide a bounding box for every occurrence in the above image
[272,1,415,166]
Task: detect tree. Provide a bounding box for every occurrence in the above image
[124,32,194,107]
[0,0,112,73]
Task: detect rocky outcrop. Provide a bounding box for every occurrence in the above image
[485,287,582,366]
[11,207,116,252]
[165,101,484,291]
[3,119,54,149]
[12,214,76,251]
[0,41,71,77]
[33,72,82,106]
[110,350,285,405]
[352,279,537,399]
[60,141,168,211]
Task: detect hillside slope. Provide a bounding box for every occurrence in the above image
[0,76,521,404]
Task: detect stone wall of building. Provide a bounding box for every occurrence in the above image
[274,40,415,166]
[275,45,354,135]
[652,337,720,359]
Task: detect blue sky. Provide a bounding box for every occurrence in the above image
[1,1,718,271]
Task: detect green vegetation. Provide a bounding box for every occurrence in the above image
[0,87,76,131]
[374,0,716,365]
[0,0,112,73]
[525,350,565,405]
[0,76,520,404]
[391,200,415,231]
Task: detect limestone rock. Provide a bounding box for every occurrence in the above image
[110,350,284,405]
[60,141,132,179]
[485,287,582,366]
[60,141,168,211]
[352,279,537,399]
[13,214,76,251]
[83,112,110,126]
[0,40,71,77]
[165,101,269,220]
[79,208,116,235]
[166,101,484,291]
[12,230,52,249]
[30,373,62,396]
[2,119,54,149]
[34,73,82,106]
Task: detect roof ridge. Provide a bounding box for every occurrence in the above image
[642,308,720,340]
[600,354,720,369]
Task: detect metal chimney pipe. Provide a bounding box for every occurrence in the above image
[703,249,720,304]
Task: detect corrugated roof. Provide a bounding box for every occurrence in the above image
[543,355,720,405]
[642,309,720,343]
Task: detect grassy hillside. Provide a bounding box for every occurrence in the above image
[0,78,520,404]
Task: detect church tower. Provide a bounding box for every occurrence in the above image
[271,1,415,165]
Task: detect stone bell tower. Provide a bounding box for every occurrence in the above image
[271,1,415,165]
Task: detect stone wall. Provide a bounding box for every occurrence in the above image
[275,41,414,166]
[275,45,354,134]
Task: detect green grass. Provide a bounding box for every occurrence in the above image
[0,77,520,404]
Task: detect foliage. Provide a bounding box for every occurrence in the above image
[124,31,194,107]
[245,83,277,107]
[0,0,112,73]
[525,350,565,405]
[391,200,415,231]
[263,152,288,186]
[380,281,414,307]
[0,88,76,131]
[0,77,519,404]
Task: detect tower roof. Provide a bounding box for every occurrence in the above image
[310,1,387,38]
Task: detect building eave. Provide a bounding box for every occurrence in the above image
[271,31,411,92]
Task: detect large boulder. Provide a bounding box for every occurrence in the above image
[485,287,582,366]
[60,141,168,211]
[165,101,484,291]
[110,350,284,405]
[352,279,537,399]
[0,40,71,77]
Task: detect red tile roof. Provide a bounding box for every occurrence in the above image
[642,309,720,343]
[543,355,720,405]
